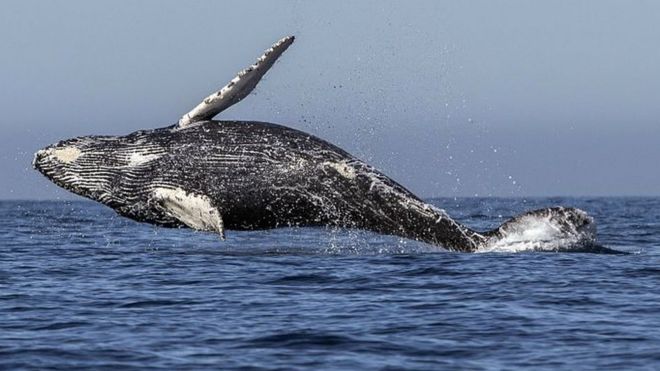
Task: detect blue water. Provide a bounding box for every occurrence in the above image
[1,197,659,369]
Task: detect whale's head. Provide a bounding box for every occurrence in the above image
[482,207,597,252]
[34,136,117,202]
[33,133,165,205]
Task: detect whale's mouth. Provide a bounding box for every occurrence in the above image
[478,207,597,253]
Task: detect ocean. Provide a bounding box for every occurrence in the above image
[1,197,659,369]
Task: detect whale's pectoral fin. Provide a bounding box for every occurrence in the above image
[151,188,225,239]
[177,35,295,129]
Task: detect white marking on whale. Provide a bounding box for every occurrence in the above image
[323,161,357,180]
[128,153,161,167]
[50,147,81,164]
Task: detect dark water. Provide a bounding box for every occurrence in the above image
[1,197,659,370]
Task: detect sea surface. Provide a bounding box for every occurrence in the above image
[1,197,659,370]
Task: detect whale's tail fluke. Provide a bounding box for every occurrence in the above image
[478,207,597,253]
[398,202,596,253]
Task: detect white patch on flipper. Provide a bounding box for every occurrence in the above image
[50,147,81,164]
[152,188,225,239]
[323,161,357,179]
[128,153,161,166]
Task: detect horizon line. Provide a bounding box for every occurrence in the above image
[1,195,658,202]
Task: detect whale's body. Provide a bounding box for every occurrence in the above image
[35,120,489,251]
[33,120,595,252]
[32,36,597,252]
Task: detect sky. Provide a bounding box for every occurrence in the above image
[1,0,659,199]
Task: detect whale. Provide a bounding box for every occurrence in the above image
[33,36,597,252]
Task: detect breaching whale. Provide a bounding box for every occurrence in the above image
[33,36,596,252]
